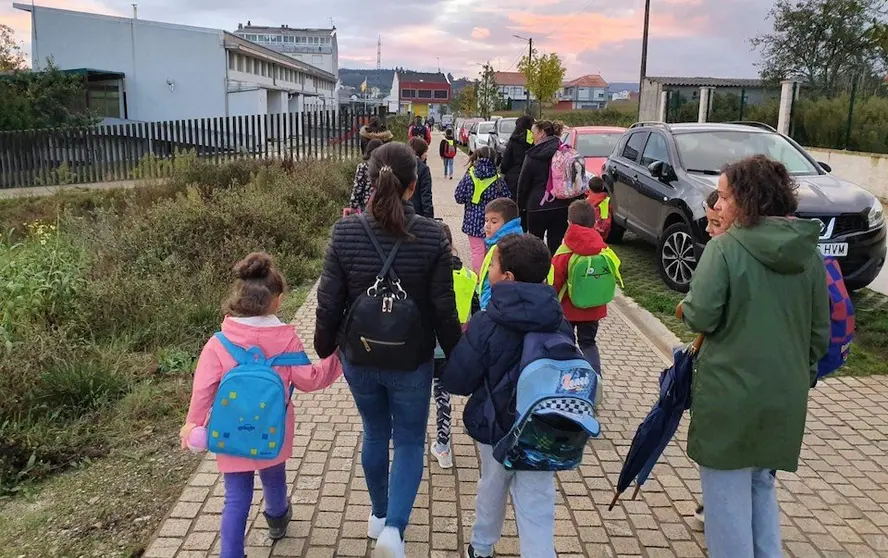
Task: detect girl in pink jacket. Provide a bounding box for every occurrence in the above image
[179,252,342,558]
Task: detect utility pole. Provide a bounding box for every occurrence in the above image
[514,35,533,115]
[376,35,381,70]
[638,0,651,120]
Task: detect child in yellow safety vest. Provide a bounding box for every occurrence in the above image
[455,147,512,273]
[586,176,612,240]
[431,223,480,469]
[439,128,458,180]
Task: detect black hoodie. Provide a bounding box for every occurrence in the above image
[500,131,532,200]
[516,135,576,212]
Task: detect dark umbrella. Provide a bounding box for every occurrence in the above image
[608,334,703,511]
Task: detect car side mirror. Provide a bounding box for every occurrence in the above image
[818,161,832,173]
[648,161,675,182]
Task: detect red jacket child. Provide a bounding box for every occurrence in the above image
[552,222,609,322]
[586,177,612,240]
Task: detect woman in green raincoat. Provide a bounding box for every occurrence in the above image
[679,155,831,558]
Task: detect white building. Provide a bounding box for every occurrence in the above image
[231,23,338,77]
[15,3,338,123]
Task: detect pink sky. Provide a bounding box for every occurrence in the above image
[0,0,773,81]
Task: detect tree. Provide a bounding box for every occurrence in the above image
[476,63,498,120]
[458,84,477,115]
[518,50,566,116]
[0,24,26,71]
[0,60,96,131]
[751,0,887,92]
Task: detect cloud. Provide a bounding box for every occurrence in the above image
[471,27,491,40]
[0,0,776,82]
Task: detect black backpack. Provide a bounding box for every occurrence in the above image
[411,125,427,139]
[342,215,425,371]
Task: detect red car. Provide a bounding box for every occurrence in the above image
[459,118,481,146]
[561,126,627,176]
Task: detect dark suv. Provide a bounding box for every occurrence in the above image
[602,121,886,292]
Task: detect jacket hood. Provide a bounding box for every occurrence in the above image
[563,223,606,255]
[587,192,608,205]
[452,253,465,271]
[220,316,297,356]
[510,128,532,143]
[472,158,498,180]
[725,217,821,275]
[526,135,560,161]
[360,127,393,142]
[486,217,524,248]
[486,282,564,332]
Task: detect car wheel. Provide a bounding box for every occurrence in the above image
[606,222,626,244]
[657,222,697,293]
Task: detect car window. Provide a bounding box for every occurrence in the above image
[640,133,670,168]
[499,119,517,134]
[621,132,648,163]
[479,123,495,134]
[470,123,478,133]
[674,131,819,175]
[576,133,623,158]
[561,132,570,143]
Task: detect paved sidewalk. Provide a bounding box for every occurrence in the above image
[147,135,888,558]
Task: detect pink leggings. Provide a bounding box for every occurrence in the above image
[468,235,486,273]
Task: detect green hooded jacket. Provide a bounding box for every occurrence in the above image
[681,217,830,472]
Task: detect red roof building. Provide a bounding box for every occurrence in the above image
[389,71,450,117]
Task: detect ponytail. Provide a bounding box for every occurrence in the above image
[368,142,417,238]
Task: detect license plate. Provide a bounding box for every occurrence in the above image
[819,243,848,257]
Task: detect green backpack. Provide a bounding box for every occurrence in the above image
[554,245,624,309]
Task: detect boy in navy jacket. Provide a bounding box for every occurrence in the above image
[441,233,571,558]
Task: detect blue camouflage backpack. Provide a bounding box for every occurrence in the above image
[205,333,310,459]
[492,331,602,471]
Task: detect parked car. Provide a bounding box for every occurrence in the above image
[458,118,479,146]
[488,117,518,156]
[441,114,453,130]
[602,121,886,292]
[561,126,627,176]
[469,121,495,155]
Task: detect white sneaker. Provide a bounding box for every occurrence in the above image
[373,526,405,558]
[368,514,386,540]
[431,444,454,469]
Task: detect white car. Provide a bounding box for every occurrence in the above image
[468,121,495,155]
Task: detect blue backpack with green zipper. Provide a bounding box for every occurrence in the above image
[205,333,310,459]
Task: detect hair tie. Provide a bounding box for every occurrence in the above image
[380,165,393,174]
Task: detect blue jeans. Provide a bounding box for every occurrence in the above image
[699,466,783,558]
[220,463,288,558]
[443,158,454,177]
[343,358,433,535]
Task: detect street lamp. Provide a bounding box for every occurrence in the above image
[513,35,533,115]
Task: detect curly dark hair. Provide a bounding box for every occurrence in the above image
[722,155,798,227]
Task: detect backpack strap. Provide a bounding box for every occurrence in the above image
[268,351,311,367]
[215,332,266,365]
[359,213,417,283]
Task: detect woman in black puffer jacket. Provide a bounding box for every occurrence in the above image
[517,120,579,253]
[500,114,535,202]
[314,142,461,556]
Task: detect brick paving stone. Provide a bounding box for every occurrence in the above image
[145,136,888,556]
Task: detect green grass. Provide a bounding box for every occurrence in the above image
[614,233,888,376]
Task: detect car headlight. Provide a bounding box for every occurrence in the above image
[869,199,885,229]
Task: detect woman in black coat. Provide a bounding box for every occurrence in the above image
[517,120,579,253]
[314,142,461,556]
[499,114,535,202]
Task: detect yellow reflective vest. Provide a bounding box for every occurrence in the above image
[453,266,478,323]
[470,168,501,205]
[478,245,555,295]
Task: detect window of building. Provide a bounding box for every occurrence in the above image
[236,54,244,72]
[417,89,432,99]
[433,90,448,99]
[86,83,121,119]
[228,51,235,70]
[245,57,253,74]
[401,89,415,98]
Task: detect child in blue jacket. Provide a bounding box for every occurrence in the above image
[477,197,524,310]
[441,233,572,558]
[455,147,511,272]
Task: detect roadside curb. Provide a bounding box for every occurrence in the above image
[612,290,682,366]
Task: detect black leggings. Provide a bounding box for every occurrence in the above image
[527,208,570,254]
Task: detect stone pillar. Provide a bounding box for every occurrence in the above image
[778,81,796,135]
[658,90,668,121]
[698,87,712,123]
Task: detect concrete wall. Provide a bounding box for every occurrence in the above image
[31,6,227,121]
[228,89,266,116]
[806,147,888,200]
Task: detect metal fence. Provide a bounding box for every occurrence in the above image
[0,106,386,188]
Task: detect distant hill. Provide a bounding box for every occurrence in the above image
[339,69,396,97]
[608,81,640,92]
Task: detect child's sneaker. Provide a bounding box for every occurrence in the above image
[264,505,292,540]
[373,526,405,558]
[368,514,386,539]
[431,443,454,469]
[467,545,494,558]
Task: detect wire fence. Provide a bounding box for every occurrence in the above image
[0,106,386,189]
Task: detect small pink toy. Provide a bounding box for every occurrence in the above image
[187,426,208,453]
